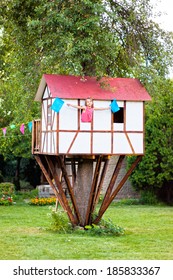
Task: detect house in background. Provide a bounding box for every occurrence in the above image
[32,74,151,226]
[32,74,151,156]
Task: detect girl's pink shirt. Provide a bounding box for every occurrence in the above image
[81,107,94,122]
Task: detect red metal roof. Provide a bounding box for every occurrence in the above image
[35,74,151,101]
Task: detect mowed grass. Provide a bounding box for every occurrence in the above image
[0,203,172,260]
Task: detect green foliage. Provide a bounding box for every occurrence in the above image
[0,182,15,196]
[0,182,14,205]
[48,208,72,233]
[15,188,38,201]
[128,78,173,204]
[0,195,13,205]
[139,190,159,205]
[84,219,125,236]
[47,207,124,236]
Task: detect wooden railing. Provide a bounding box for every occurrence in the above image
[32,119,41,154]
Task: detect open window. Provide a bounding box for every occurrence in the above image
[113,107,124,123]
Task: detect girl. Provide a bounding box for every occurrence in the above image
[67,97,110,123]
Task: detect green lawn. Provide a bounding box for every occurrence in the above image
[0,203,172,260]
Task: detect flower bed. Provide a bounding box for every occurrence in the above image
[0,182,14,206]
[29,197,57,206]
[0,195,13,206]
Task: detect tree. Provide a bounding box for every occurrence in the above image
[0,0,173,195]
[1,0,173,79]
[128,77,173,204]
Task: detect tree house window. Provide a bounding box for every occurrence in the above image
[113,107,124,123]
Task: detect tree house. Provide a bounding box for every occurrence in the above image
[32,74,151,226]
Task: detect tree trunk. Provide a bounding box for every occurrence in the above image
[13,157,21,191]
[74,159,93,226]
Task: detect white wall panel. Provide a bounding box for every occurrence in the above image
[52,112,57,130]
[69,133,91,154]
[93,101,111,130]
[42,101,47,130]
[47,132,51,153]
[113,123,124,131]
[80,122,91,130]
[59,100,78,130]
[59,132,76,153]
[93,133,111,154]
[127,133,144,154]
[113,133,132,154]
[42,86,50,99]
[52,132,57,153]
[41,132,46,153]
[126,102,143,131]
[117,101,124,107]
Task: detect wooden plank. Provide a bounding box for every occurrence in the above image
[93,155,142,224]
[98,155,125,217]
[35,155,78,226]
[93,158,110,208]
[57,156,81,224]
[85,156,102,225]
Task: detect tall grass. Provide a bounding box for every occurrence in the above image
[0,203,172,260]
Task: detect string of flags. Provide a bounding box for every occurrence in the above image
[1,98,119,137]
[1,121,32,137]
[50,98,120,113]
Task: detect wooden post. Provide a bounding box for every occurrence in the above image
[93,156,142,224]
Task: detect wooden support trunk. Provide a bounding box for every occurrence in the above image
[35,154,142,227]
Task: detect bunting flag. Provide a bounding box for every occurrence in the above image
[28,121,32,132]
[110,99,120,113]
[51,97,64,112]
[2,127,7,136]
[20,123,25,134]
[1,121,33,138]
[10,124,16,129]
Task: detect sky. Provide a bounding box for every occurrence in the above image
[151,0,173,32]
[151,0,173,77]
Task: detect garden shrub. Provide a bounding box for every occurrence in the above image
[0,182,15,206]
[84,219,125,236]
[139,190,159,205]
[48,208,72,233]
[47,207,124,236]
[0,182,15,196]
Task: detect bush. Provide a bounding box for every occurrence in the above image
[0,182,15,196]
[84,219,125,236]
[0,182,14,206]
[139,190,159,205]
[15,188,39,201]
[0,195,13,206]
[48,208,72,233]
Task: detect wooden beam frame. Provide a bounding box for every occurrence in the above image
[35,154,142,227]
[93,155,142,224]
[35,155,78,226]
